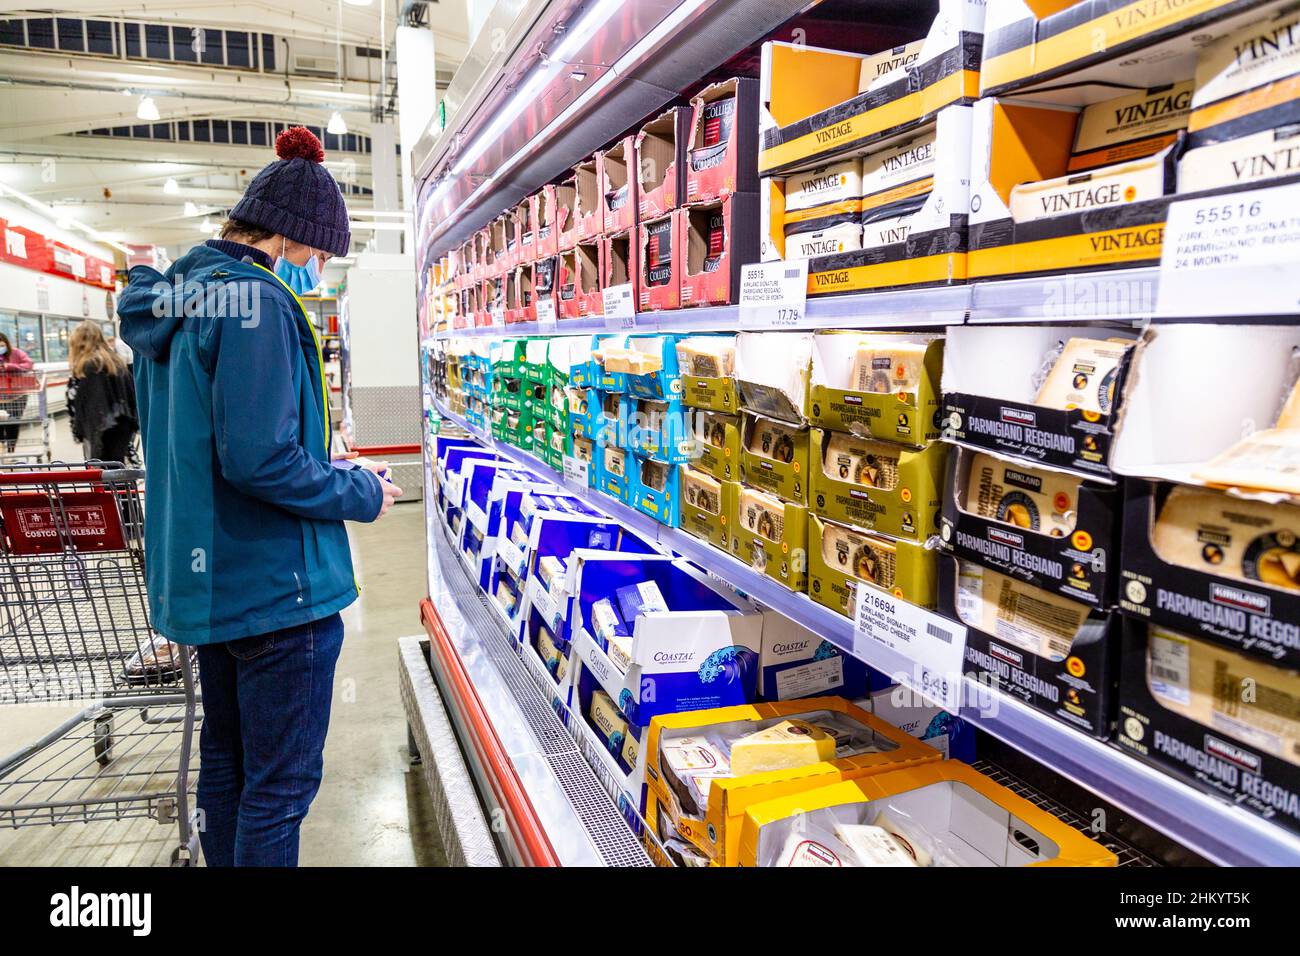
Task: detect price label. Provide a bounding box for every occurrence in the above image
[739,260,808,328]
[1158,180,1300,316]
[535,298,557,330]
[562,454,589,490]
[853,588,968,711]
[490,306,505,328]
[602,283,636,329]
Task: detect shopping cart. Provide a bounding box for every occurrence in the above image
[0,463,200,865]
[0,368,51,465]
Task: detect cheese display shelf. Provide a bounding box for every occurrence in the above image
[430,400,1300,868]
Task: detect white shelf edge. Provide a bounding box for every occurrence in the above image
[434,398,1300,867]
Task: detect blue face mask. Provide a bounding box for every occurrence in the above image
[274,238,322,296]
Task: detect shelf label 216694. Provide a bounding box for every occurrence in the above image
[852,586,969,712]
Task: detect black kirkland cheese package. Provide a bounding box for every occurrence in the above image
[942,555,1119,738]
[1119,480,1300,670]
[939,446,1121,608]
[1116,618,1300,836]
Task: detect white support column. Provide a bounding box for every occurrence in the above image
[369,120,401,254]
[395,24,437,218]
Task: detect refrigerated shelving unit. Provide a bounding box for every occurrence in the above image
[400,0,1300,867]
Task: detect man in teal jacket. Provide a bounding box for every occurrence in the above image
[118,127,402,866]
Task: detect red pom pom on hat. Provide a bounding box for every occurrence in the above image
[275,126,325,163]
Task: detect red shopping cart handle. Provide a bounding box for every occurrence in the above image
[0,468,107,485]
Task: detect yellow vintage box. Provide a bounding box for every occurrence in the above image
[679,469,738,551]
[643,697,941,867]
[739,411,810,505]
[807,514,938,617]
[736,759,1118,867]
[809,428,947,541]
[807,331,943,446]
[690,409,742,482]
[731,486,809,592]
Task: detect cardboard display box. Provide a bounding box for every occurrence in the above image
[940,323,1140,481]
[630,453,681,527]
[626,394,694,463]
[810,427,946,542]
[1119,480,1300,670]
[504,265,529,324]
[600,229,639,313]
[758,611,886,702]
[940,445,1121,608]
[638,106,691,219]
[678,334,740,412]
[638,212,681,312]
[679,468,738,550]
[808,513,938,618]
[941,554,1119,738]
[534,184,560,258]
[598,442,632,504]
[1115,618,1300,837]
[530,255,558,323]
[644,697,941,867]
[736,331,814,426]
[555,177,578,252]
[807,331,943,446]
[558,240,603,319]
[739,411,811,506]
[514,195,535,265]
[574,157,603,242]
[687,77,761,203]
[679,193,761,307]
[731,485,809,592]
[757,0,984,176]
[600,136,638,236]
[689,408,741,482]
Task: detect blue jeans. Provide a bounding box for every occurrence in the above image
[194,613,345,867]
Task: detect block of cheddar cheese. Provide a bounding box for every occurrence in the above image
[1178,124,1300,193]
[1191,7,1300,140]
[728,718,837,776]
[857,39,925,92]
[783,158,863,235]
[954,559,1089,662]
[1010,155,1169,223]
[964,452,1079,537]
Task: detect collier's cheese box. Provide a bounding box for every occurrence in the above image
[687,77,760,203]
[638,213,681,312]
[637,106,691,219]
[534,184,559,259]
[679,193,761,308]
[558,241,603,320]
[599,136,638,236]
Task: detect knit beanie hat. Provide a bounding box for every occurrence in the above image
[230,127,351,256]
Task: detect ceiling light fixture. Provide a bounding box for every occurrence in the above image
[163,178,180,195]
[327,111,348,136]
[184,201,199,217]
[343,0,372,6]
[137,95,160,121]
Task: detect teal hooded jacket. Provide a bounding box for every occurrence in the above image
[117,240,382,645]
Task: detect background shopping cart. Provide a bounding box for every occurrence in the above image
[0,463,200,866]
[0,369,52,465]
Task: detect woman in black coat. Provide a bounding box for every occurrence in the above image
[67,320,138,463]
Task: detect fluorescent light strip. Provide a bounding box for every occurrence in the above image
[0,182,133,255]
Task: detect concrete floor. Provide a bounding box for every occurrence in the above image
[0,414,447,866]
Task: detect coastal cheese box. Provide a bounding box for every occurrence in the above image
[679,468,738,550]
[731,485,810,592]
[643,697,941,867]
[690,408,741,482]
[678,334,740,412]
[1116,618,1300,837]
[807,331,943,446]
[808,514,938,618]
[757,610,884,702]
[1118,480,1300,670]
[941,323,1139,481]
[739,411,811,506]
[942,555,1120,739]
[939,446,1121,608]
[809,428,946,542]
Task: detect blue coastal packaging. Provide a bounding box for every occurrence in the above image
[626,333,683,401]
[757,610,888,701]
[568,551,762,725]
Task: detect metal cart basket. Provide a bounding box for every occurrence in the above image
[0,463,200,865]
[0,368,51,465]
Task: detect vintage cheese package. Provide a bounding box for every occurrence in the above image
[1190,7,1300,143]
[857,39,926,92]
[783,158,863,236]
[1035,337,1131,416]
[964,453,1079,538]
[859,131,936,246]
[1151,485,1300,593]
[1069,82,1193,173]
[1009,155,1170,223]
[954,560,1090,662]
[1179,124,1300,192]
[786,223,864,259]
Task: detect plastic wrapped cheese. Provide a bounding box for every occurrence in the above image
[1191,7,1300,127]
[676,336,736,379]
[604,445,626,478]
[537,555,565,592]
[728,718,837,775]
[786,223,863,259]
[739,486,786,542]
[848,340,927,394]
[1034,337,1131,415]
[683,467,722,514]
[1193,428,1300,495]
[573,435,593,463]
[1010,155,1168,223]
[1151,485,1300,592]
[607,632,634,673]
[747,416,801,463]
[954,560,1088,661]
[1147,625,1300,767]
[822,433,900,489]
[964,453,1079,537]
[694,410,730,448]
[590,690,629,753]
[833,824,922,867]
[641,457,670,492]
[821,519,897,589]
[784,158,863,217]
[660,734,731,817]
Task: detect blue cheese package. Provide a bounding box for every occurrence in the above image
[615,580,669,625]
[591,598,629,650]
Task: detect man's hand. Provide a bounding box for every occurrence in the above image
[377,477,404,518]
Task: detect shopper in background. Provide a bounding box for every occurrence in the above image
[0,332,35,453]
[67,320,139,463]
[117,126,402,868]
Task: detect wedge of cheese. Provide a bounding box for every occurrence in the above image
[660,734,730,817]
[1070,82,1192,173]
[1151,485,1300,591]
[607,632,634,673]
[954,560,1087,661]
[1147,626,1300,767]
[1178,124,1300,193]
[739,486,786,542]
[1193,428,1300,496]
[1034,337,1131,415]
[683,467,722,514]
[821,520,897,589]
[676,336,736,379]
[1010,155,1168,223]
[747,416,801,464]
[573,435,593,463]
[728,718,837,776]
[822,433,900,489]
[590,690,629,753]
[1276,377,1300,431]
[964,453,1079,537]
[848,340,927,394]
[641,457,670,492]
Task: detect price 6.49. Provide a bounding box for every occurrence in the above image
[1193,200,1262,225]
